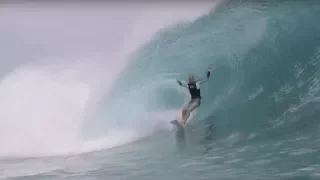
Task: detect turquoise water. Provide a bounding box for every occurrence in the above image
[2,1,320,179]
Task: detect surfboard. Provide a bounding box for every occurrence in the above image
[170,120,185,142]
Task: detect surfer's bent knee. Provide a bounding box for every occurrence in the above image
[189,98,201,112]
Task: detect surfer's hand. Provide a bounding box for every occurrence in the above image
[177,80,182,85]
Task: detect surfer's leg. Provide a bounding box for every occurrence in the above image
[182,98,201,125]
[189,98,201,112]
[183,110,191,125]
[181,102,191,125]
[181,108,188,125]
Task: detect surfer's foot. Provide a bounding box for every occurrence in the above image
[180,120,187,127]
[178,120,184,127]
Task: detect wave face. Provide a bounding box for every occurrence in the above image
[108,1,320,141]
[94,2,320,177]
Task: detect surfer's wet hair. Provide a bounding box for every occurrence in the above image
[188,75,195,83]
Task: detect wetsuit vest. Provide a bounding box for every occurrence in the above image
[188,83,201,99]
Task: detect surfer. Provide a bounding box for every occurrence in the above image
[177,66,211,126]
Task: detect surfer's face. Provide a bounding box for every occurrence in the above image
[188,75,195,83]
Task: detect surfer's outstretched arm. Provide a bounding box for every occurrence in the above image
[197,67,212,84]
[177,80,188,88]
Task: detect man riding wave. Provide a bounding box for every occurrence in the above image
[177,66,211,126]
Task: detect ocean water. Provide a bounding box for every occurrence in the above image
[1,1,320,180]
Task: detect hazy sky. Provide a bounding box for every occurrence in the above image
[0,2,216,77]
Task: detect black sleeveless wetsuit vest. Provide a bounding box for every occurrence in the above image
[188,83,201,99]
[187,71,210,99]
